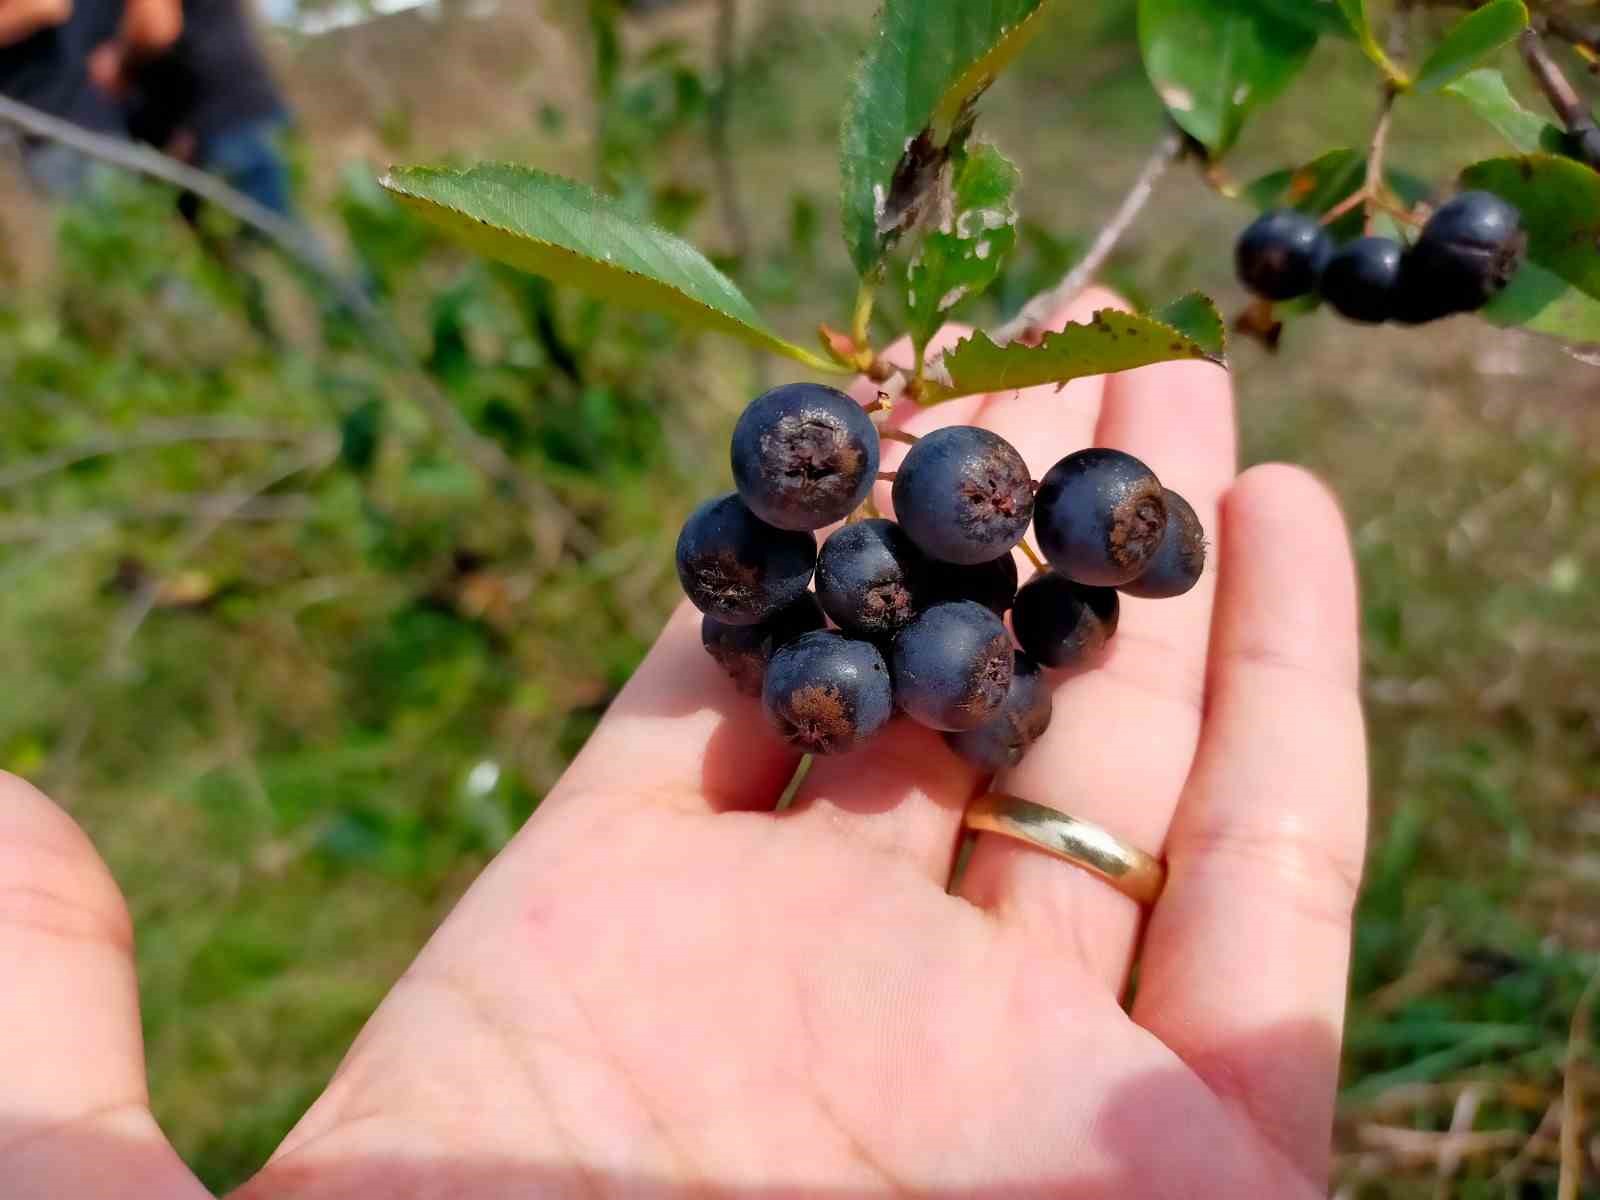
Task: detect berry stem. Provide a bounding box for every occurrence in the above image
[1019,539,1046,573]
[775,753,813,811]
[1362,85,1397,236]
[875,471,898,483]
[877,428,920,446]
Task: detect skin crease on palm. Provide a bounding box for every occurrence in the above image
[0,289,1368,1200]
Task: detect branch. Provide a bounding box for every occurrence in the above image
[707,0,751,259]
[991,126,1184,345]
[1521,25,1592,130]
[1364,83,1398,234]
[0,93,594,562]
[0,418,303,490]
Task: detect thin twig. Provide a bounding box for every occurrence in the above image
[0,92,591,561]
[1558,965,1600,1200]
[991,126,1184,345]
[876,428,920,446]
[1019,539,1046,573]
[1521,26,1593,131]
[1364,85,1398,235]
[707,0,750,259]
[0,419,303,490]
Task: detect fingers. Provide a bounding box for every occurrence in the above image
[959,346,1236,986]
[1130,466,1366,1183]
[0,772,207,1199]
[549,602,803,815]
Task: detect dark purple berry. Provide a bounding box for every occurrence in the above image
[731,383,879,531]
[814,518,929,640]
[1401,191,1525,316]
[676,492,816,626]
[891,426,1034,565]
[943,653,1053,771]
[1318,236,1403,324]
[890,600,1013,732]
[763,630,893,755]
[931,552,1019,616]
[1565,122,1600,171]
[1121,488,1205,599]
[1236,209,1334,301]
[1034,448,1167,587]
[702,593,827,697]
[1012,572,1119,669]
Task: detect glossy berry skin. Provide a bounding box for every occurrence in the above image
[1236,209,1335,301]
[762,630,893,755]
[1012,572,1120,669]
[932,552,1019,616]
[675,492,816,626]
[815,518,929,640]
[702,593,827,697]
[1402,190,1525,316]
[944,653,1053,771]
[1121,488,1206,600]
[891,426,1034,565]
[890,601,1014,732]
[1319,236,1403,324]
[731,383,879,531]
[1034,448,1167,587]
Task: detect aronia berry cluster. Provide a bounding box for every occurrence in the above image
[676,382,1206,770]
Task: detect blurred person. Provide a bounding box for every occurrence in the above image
[0,0,180,194]
[91,0,295,218]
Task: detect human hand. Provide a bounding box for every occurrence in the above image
[1,289,1367,1199]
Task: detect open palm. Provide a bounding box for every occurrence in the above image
[3,290,1367,1199]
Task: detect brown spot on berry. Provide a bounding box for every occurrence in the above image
[1107,485,1168,572]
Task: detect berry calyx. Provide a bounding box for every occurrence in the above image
[890,600,1014,731]
[1121,488,1206,599]
[731,383,880,531]
[944,653,1053,771]
[815,518,929,640]
[1318,236,1403,324]
[702,593,827,697]
[1236,209,1335,301]
[1011,571,1119,669]
[763,630,893,755]
[1033,448,1167,587]
[675,492,817,626]
[891,426,1034,565]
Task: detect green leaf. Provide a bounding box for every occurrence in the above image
[1138,0,1320,156]
[839,0,1049,275]
[1443,68,1558,152]
[922,301,1225,403]
[1412,0,1528,94]
[1460,154,1600,301]
[904,144,1020,352]
[380,163,833,369]
[1252,0,1352,37]
[1153,293,1227,358]
[1480,258,1600,347]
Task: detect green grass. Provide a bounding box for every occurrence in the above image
[2,3,1599,1194]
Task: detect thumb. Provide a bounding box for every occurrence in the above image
[0,772,209,1198]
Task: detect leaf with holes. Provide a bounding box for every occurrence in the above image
[380,164,833,369]
[904,143,1020,354]
[921,301,1225,404]
[1412,0,1527,94]
[1138,0,1320,156]
[1460,154,1600,301]
[839,0,1049,276]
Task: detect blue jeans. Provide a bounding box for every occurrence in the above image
[198,118,294,219]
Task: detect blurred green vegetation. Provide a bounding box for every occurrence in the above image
[1,2,1598,1195]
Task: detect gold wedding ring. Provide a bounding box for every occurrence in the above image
[963,793,1166,906]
